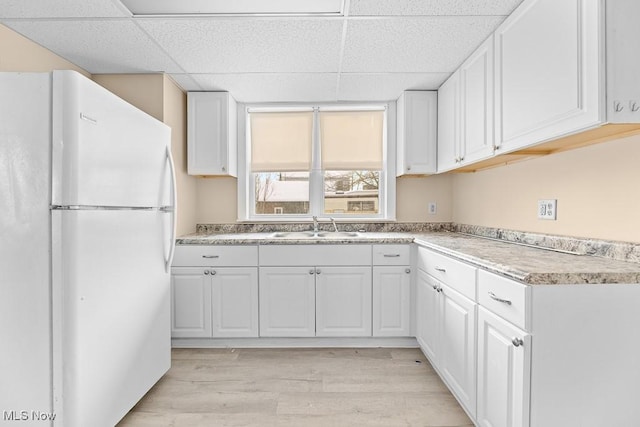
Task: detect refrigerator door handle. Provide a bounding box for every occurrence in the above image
[164,146,177,273]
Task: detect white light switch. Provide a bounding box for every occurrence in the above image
[537,199,557,220]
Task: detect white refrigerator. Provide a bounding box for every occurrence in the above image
[0,71,176,426]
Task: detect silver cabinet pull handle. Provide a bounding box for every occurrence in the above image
[204,270,210,275]
[512,337,524,347]
[383,254,401,257]
[405,268,411,274]
[434,266,446,272]
[202,255,219,259]
[316,269,321,274]
[309,269,315,275]
[210,270,216,275]
[488,291,512,305]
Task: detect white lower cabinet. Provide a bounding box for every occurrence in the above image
[259,266,373,338]
[477,306,530,427]
[258,267,316,337]
[372,266,411,336]
[416,269,477,417]
[416,269,439,361]
[439,283,477,417]
[171,267,258,338]
[211,268,259,337]
[171,268,212,338]
[171,245,259,339]
[316,267,372,337]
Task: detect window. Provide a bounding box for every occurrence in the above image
[238,105,395,221]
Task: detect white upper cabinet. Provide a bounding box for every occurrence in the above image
[437,73,460,173]
[494,0,601,153]
[396,91,438,175]
[187,92,237,176]
[460,35,495,165]
[438,35,495,173]
[437,0,640,172]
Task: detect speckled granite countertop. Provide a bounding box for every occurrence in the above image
[176,230,640,285]
[412,233,640,285]
[176,231,414,245]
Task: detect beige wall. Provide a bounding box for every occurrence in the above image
[0,24,90,76]
[196,178,238,223]
[452,133,640,243]
[396,175,452,223]
[164,77,197,235]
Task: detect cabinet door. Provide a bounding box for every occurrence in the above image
[437,72,460,172]
[171,267,212,338]
[460,35,494,165]
[372,266,411,337]
[477,307,531,427]
[494,0,601,153]
[316,267,372,337]
[439,284,477,418]
[211,267,258,338]
[187,92,237,176]
[396,91,437,175]
[259,267,316,337]
[415,270,440,363]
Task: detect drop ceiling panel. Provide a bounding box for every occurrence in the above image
[138,18,344,73]
[341,16,504,73]
[338,72,450,101]
[3,20,182,73]
[169,74,202,91]
[0,0,130,18]
[189,73,338,103]
[349,0,524,16]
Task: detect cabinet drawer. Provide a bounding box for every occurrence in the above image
[372,245,410,265]
[477,269,528,330]
[259,245,371,266]
[417,247,477,301]
[172,245,258,267]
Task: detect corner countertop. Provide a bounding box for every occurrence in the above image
[176,231,640,285]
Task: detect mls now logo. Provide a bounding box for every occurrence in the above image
[3,410,56,421]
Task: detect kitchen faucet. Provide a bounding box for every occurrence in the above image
[312,216,318,233]
[330,217,339,232]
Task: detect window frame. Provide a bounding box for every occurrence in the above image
[237,102,396,222]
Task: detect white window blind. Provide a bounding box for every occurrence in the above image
[250,111,313,172]
[319,110,384,170]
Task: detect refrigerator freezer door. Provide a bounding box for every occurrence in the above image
[51,70,172,209]
[51,209,171,427]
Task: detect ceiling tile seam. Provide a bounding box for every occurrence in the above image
[344,15,510,19]
[182,72,341,76]
[129,18,189,75]
[335,0,351,100]
[169,74,203,91]
[110,0,134,17]
[0,17,134,22]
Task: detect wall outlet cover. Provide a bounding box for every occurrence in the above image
[428,202,437,215]
[537,199,557,220]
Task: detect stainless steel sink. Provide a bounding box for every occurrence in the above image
[270,231,318,238]
[270,231,361,239]
[315,231,360,238]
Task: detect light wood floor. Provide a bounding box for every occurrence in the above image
[118,347,472,427]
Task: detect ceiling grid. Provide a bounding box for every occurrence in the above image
[0,0,524,102]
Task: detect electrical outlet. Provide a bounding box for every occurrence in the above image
[537,199,557,220]
[428,202,437,215]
